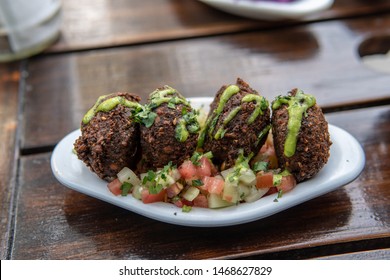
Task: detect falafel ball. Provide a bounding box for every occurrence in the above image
[139,86,200,171]
[74,92,142,182]
[271,88,331,182]
[200,78,271,170]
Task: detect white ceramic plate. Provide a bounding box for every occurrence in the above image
[199,0,334,20]
[51,97,365,227]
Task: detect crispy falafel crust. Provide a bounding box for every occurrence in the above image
[139,95,198,172]
[74,92,141,182]
[272,97,331,182]
[203,78,271,169]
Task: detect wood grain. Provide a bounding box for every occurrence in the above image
[47,0,390,53]
[10,106,390,259]
[21,14,390,151]
[3,0,390,261]
[0,62,21,259]
[315,249,390,260]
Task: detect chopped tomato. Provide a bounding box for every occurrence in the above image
[173,198,194,208]
[203,176,224,195]
[196,180,208,194]
[264,187,278,196]
[107,178,122,196]
[223,195,234,203]
[257,132,278,169]
[196,157,212,178]
[174,199,183,208]
[256,171,274,189]
[181,198,193,206]
[193,194,208,208]
[178,160,198,180]
[141,189,166,204]
[276,175,297,193]
[257,171,297,194]
[179,156,218,182]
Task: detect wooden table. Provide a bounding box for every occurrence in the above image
[1,0,389,260]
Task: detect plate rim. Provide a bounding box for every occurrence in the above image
[198,0,335,20]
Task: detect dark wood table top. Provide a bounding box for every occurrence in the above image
[1,0,389,260]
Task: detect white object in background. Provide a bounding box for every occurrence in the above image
[199,0,334,20]
[362,51,390,74]
[0,0,62,62]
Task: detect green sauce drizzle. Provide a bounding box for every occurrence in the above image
[175,119,190,142]
[149,86,190,108]
[214,106,241,140]
[272,89,316,157]
[174,108,200,142]
[81,86,199,144]
[197,84,270,147]
[82,95,141,124]
[197,85,240,147]
[272,170,292,186]
[241,94,268,124]
[148,86,199,143]
[255,124,271,147]
[209,84,241,135]
[223,106,242,125]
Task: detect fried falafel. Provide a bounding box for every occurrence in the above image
[271,88,331,182]
[199,78,271,170]
[139,86,201,171]
[74,92,142,182]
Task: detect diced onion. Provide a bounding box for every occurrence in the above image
[117,167,140,186]
[220,167,235,179]
[170,168,181,181]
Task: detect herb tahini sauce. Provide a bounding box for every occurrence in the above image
[148,86,200,143]
[198,85,269,147]
[272,90,316,157]
[82,87,200,143]
[82,95,142,125]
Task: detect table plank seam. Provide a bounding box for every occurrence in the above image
[4,60,28,260]
[39,10,390,57]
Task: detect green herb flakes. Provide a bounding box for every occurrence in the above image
[134,106,157,128]
[142,170,156,184]
[192,179,203,187]
[253,161,268,172]
[120,182,133,196]
[190,152,202,166]
[182,205,192,213]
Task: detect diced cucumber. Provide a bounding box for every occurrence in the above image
[222,180,239,203]
[244,186,269,203]
[208,193,235,209]
[239,169,256,185]
[156,174,175,187]
[182,186,200,202]
[132,185,144,200]
[238,183,251,199]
